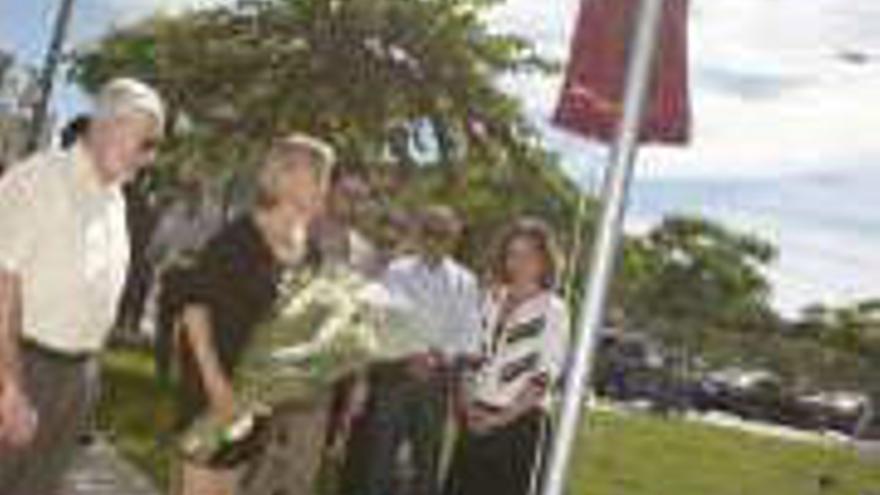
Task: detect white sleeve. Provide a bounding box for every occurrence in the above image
[542,299,571,383]
[458,275,485,356]
[0,168,37,274]
[380,261,412,305]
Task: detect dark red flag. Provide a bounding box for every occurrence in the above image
[554,0,691,145]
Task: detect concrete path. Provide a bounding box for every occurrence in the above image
[64,438,160,495]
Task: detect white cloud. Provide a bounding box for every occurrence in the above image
[770,222,880,316]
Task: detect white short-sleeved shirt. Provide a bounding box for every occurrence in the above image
[468,289,570,411]
[0,145,130,353]
[381,255,483,357]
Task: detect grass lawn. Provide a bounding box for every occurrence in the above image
[572,411,880,495]
[96,349,177,486]
[98,349,880,494]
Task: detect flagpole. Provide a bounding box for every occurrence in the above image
[539,1,665,495]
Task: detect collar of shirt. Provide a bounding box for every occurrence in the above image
[71,144,114,197]
[485,289,551,336]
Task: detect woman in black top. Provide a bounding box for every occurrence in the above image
[175,215,283,431]
[173,134,336,495]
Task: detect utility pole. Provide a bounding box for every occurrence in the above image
[27,0,77,153]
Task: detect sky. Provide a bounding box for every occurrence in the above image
[2,0,879,316]
[487,0,880,316]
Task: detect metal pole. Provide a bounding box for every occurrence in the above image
[539,2,665,495]
[27,0,77,153]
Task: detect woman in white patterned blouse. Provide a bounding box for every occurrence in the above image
[445,217,570,495]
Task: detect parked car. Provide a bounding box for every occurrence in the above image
[797,391,870,435]
[700,368,814,428]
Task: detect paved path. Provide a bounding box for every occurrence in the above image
[64,439,160,495]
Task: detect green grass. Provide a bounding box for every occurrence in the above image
[572,411,880,495]
[99,350,880,494]
[96,349,175,486]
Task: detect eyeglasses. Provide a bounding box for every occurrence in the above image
[139,137,161,153]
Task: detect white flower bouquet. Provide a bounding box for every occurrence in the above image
[178,266,427,466]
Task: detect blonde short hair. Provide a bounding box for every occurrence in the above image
[95,78,165,130]
[256,133,336,208]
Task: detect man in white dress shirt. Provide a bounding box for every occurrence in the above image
[358,205,483,495]
[0,78,164,494]
[382,208,483,360]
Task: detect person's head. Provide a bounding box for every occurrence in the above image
[60,114,91,149]
[327,167,373,224]
[85,78,165,185]
[492,217,560,290]
[175,162,208,202]
[255,133,336,229]
[418,205,463,262]
[372,208,417,256]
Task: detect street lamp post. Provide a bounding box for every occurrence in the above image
[27,0,77,153]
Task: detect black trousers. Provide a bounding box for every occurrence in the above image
[444,411,548,495]
[340,366,448,495]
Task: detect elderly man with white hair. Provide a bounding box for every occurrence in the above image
[0,78,164,493]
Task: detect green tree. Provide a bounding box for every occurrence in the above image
[787,300,880,392]
[72,0,555,175]
[70,0,584,258]
[616,216,778,358]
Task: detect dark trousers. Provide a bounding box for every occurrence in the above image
[352,370,448,495]
[444,411,547,495]
[239,401,330,495]
[0,344,99,495]
[116,257,154,333]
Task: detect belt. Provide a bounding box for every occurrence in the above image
[21,339,95,364]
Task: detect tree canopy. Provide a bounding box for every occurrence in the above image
[72,0,555,176]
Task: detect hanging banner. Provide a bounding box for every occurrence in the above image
[554,0,692,145]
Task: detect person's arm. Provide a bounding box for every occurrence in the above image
[473,300,570,433]
[543,300,572,391]
[450,272,485,372]
[0,168,39,448]
[0,270,38,449]
[180,304,236,423]
[469,377,547,434]
[0,174,27,388]
[0,271,23,390]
